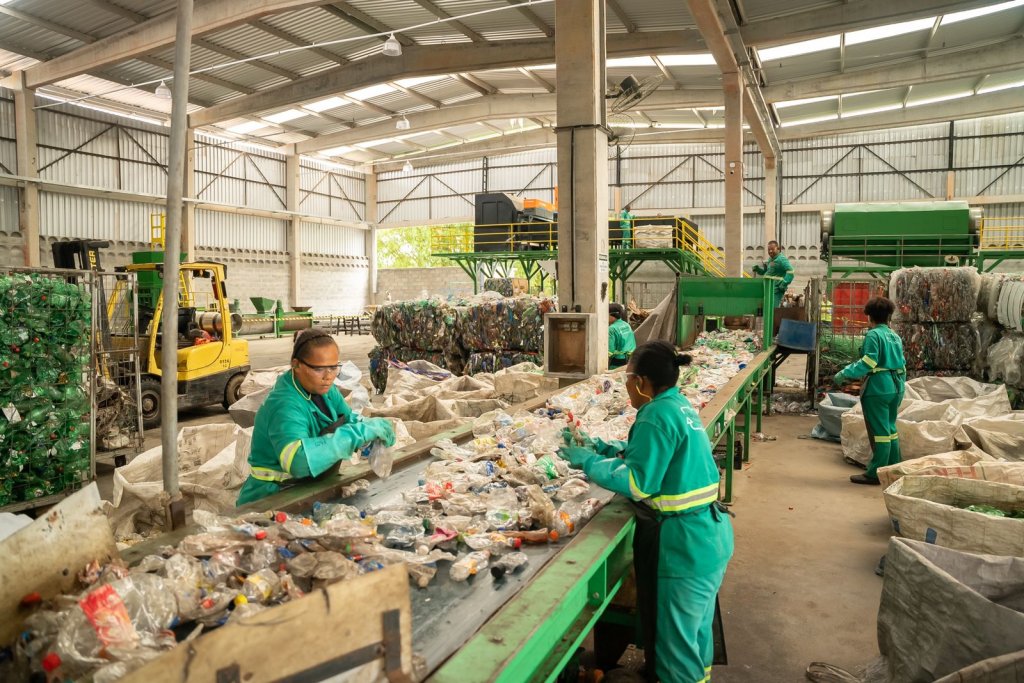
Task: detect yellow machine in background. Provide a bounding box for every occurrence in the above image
[126,261,249,429]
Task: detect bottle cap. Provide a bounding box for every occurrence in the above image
[41,653,61,673]
[275,511,288,523]
[254,530,267,540]
[512,537,522,549]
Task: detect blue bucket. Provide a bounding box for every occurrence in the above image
[777,319,817,352]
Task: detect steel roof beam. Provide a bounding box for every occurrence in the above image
[294,90,720,153]
[763,38,1024,101]
[190,31,702,127]
[24,0,337,88]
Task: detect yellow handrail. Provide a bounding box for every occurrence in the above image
[979,217,1024,250]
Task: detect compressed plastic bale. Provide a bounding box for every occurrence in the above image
[987,333,1024,387]
[891,322,978,371]
[457,295,556,352]
[890,266,981,323]
[465,351,544,375]
[370,298,461,352]
[0,274,93,506]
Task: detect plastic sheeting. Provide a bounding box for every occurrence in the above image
[987,332,1024,388]
[890,266,980,323]
[891,322,978,371]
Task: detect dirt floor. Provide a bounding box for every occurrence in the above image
[104,335,889,679]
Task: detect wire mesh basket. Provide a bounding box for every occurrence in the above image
[0,267,96,511]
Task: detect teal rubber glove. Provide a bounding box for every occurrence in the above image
[362,417,396,447]
[557,445,598,470]
[833,372,846,386]
[561,427,596,449]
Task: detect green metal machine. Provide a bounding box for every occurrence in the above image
[821,201,985,277]
[235,296,314,338]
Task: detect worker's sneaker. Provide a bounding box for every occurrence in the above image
[850,473,880,485]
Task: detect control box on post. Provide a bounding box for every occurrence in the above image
[544,313,599,379]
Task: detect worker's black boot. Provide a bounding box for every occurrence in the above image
[849,473,880,485]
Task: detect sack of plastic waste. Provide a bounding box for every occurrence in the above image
[806,537,1024,683]
[811,393,858,442]
[987,332,1024,387]
[890,266,981,323]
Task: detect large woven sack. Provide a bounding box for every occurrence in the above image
[883,476,1024,555]
[960,415,1024,460]
[876,447,996,487]
[933,650,1024,683]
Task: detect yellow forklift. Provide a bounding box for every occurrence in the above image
[54,236,250,430]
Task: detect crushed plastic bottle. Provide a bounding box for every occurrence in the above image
[463,532,523,553]
[490,552,529,580]
[552,499,602,538]
[366,439,394,479]
[450,551,491,582]
[241,568,282,603]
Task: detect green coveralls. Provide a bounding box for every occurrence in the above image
[237,371,367,506]
[564,388,734,683]
[609,318,637,368]
[619,209,635,247]
[752,253,794,307]
[835,324,907,480]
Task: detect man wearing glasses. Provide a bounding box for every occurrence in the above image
[237,329,396,505]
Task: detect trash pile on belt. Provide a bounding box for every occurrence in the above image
[370,293,556,392]
[678,330,761,411]
[0,274,92,507]
[7,375,633,682]
[889,267,981,372]
[973,272,1024,390]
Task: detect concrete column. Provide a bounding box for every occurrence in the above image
[764,158,778,259]
[13,73,40,267]
[182,127,197,260]
[285,153,301,308]
[724,72,744,277]
[364,170,378,305]
[555,0,609,371]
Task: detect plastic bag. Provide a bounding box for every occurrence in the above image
[366,440,394,479]
[987,333,1024,387]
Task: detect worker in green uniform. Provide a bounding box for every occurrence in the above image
[608,303,637,369]
[619,204,635,248]
[558,341,733,683]
[833,297,906,485]
[751,240,794,307]
[237,329,396,505]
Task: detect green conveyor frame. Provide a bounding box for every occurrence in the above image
[120,356,773,682]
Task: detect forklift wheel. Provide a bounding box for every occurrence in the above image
[139,377,162,430]
[223,373,245,410]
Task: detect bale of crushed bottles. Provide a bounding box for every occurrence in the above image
[482,278,529,297]
[890,266,981,324]
[457,295,556,353]
[0,273,93,508]
[465,351,543,376]
[891,322,979,371]
[370,298,461,352]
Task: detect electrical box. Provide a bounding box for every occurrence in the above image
[544,313,598,379]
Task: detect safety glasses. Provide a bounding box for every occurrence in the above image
[297,358,343,377]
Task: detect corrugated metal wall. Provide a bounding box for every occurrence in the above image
[300,159,366,223]
[194,141,287,212]
[196,210,287,251]
[40,193,155,243]
[301,221,367,257]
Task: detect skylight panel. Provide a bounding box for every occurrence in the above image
[304,97,347,112]
[941,0,1024,25]
[347,84,396,101]
[758,35,840,61]
[658,54,717,66]
[846,17,935,46]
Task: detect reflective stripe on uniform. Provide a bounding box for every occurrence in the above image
[889,433,900,441]
[873,434,893,443]
[648,482,719,513]
[861,355,878,369]
[629,470,650,500]
[278,440,302,473]
[250,467,292,482]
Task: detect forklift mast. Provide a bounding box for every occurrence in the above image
[51,240,111,272]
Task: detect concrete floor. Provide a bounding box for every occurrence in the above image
[104,336,888,678]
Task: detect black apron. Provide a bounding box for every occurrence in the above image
[629,500,731,681]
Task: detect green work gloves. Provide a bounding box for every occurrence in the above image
[833,371,846,386]
[752,263,766,276]
[557,445,598,470]
[561,427,596,449]
[361,417,397,447]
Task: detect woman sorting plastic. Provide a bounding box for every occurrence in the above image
[833,296,906,485]
[237,329,396,506]
[557,341,734,683]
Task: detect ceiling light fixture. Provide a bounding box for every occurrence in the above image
[155,81,171,99]
[396,116,411,130]
[383,34,403,57]
[402,160,413,173]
